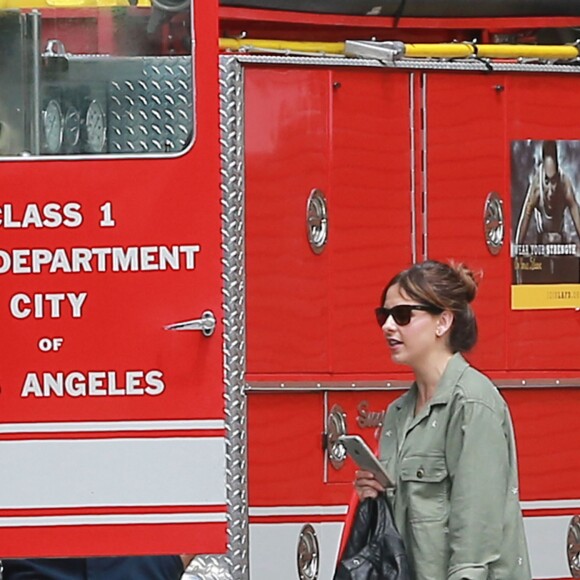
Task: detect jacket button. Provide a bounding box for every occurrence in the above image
[416,468,425,479]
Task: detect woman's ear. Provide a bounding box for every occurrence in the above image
[436,311,454,337]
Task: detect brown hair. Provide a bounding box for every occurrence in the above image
[381,260,479,353]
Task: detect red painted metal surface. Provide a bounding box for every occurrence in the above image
[329,69,413,374]
[245,67,415,375]
[0,0,224,557]
[2,75,222,426]
[244,67,331,374]
[426,72,580,373]
[248,393,347,505]
[245,67,580,380]
[0,522,226,559]
[221,6,580,29]
[220,6,580,43]
[506,388,580,502]
[506,75,580,371]
[425,72,509,371]
[247,392,400,508]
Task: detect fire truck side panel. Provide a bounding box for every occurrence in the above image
[0,0,227,557]
[239,59,580,580]
[424,71,509,371]
[504,389,580,578]
[245,67,417,377]
[247,393,346,580]
[247,393,339,504]
[505,387,580,500]
[245,67,331,375]
[506,74,580,371]
[328,69,415,374]
[243,64,418,578]
[250,522,343,580]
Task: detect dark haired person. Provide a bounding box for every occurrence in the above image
[355,260,531,580]
[2,555,193,580]
[515,140,580,246]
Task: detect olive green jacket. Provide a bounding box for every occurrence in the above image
[379,353,531,580]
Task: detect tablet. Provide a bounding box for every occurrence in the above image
[339,434,394,488]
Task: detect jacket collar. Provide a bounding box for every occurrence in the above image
[392,353,469,423]
[429,352,469,406]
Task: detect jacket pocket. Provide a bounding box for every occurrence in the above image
[399,454,449,522]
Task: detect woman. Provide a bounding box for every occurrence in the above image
[355,260,531,580]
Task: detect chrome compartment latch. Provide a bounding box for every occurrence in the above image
[164,310,217,336]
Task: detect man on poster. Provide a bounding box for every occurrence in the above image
[514,140,580,248]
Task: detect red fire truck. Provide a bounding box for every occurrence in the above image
[1,0,580,578]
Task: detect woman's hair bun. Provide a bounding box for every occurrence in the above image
[452,262,479,304]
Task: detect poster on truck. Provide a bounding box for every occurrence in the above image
[511,139,580,309]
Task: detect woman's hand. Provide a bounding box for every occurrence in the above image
[354,470,386,499]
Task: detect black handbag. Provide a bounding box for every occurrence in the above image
[334,496,411,580]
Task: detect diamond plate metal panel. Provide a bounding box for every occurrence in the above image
[177,54,247,580]
[109,57,192,153]
[185,554,233,579]
[233,53,580,75]
[218,54,249,580]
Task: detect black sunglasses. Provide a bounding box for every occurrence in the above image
[375,304,443,327]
